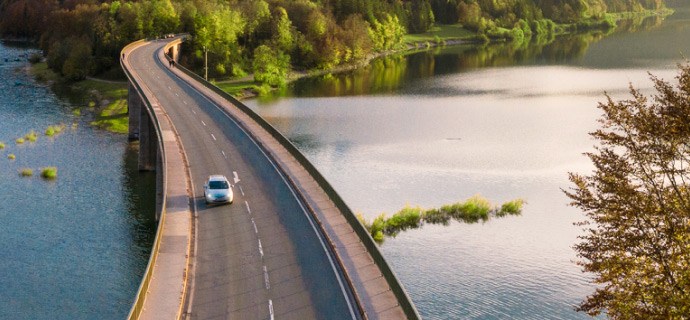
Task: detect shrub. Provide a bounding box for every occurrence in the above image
[45,126,55,136]
[20,169,33,177]
[16,138,24,144]
[40,167,57,179]
[497,199,526,217]
[0,142,4,149]
[8,154,15,160]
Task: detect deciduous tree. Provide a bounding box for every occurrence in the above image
[565,63,690,318]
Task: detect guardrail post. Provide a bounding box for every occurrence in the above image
[128,82,142,140]
[138,107,158,172]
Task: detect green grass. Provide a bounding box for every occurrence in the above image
[16,137,24,144]
[216,80,259,98]
[90,99,128,133]
[75,79,127,102]
[8,154,15,160]
[360,195,526,243]
[404,24,476,44]
[19,169,33,177]
[29,61,59,82]
[40,167,57,180]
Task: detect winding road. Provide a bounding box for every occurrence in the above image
[127,39,358,319]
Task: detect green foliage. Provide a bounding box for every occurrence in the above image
[25,131,38,143]
[8,154,15,160]
[253,45,290,87]
[15,138,24,144]
[45,126,55,137]
[0,142,4,149]
[361,195,526,243]
[565,63,690,318]
[40,167,57,180]
[19,169,33,177]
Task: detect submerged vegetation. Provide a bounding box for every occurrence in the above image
[358,195,526,243]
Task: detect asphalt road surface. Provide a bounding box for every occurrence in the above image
[128,39,358,320]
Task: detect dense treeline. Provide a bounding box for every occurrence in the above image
[0,0,667,83]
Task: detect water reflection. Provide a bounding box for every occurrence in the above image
[287,13,671,98]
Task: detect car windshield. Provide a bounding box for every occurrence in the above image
[209,180,229,189]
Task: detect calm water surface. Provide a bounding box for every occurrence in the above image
[246,3,690,319]
[0,43,155,319]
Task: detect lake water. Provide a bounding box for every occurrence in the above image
[245,3,690,319]
[0,43,156,319]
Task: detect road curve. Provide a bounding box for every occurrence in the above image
[127,39,359,319]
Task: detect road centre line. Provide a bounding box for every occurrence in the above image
[221,151,227,159]
[211,134,216,141]
[201,120,206,126]
[263,266,270,290]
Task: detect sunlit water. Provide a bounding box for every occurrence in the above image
[0,43,156,319]
[246,3,690,319]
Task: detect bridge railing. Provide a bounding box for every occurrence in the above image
[121,39,169,320]
[165,40,420,319]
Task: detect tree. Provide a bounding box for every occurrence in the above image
[565,63,690,318]
[252,45,290,87]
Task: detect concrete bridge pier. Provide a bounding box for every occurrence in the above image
[138,105,158,172]
[167,42,181,63]
[127,82,141,140]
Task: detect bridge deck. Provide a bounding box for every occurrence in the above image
[124,37,408,320]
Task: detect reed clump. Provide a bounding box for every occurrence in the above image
[40,167,57,180]
[25,131,38,142]
[359,195,526,243]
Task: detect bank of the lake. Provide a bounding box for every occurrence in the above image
[0,42,155,319]
[244,3,690,319]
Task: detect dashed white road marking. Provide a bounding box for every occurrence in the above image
[239,185,244,196]
[263,266,270,290]
[221,151,227,159]
[258,239,264,258]
[183,100,188,105]
[211,134,216,141]
[245,201,251,214]
[233,171,240,183]
[192,110,196,115]
[251,218,258,234]
[268,300,274,320]
[175,93,179,97]
[167,86,171,90]
[201,121,206,126]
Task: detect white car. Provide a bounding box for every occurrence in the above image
[204,175,233,205]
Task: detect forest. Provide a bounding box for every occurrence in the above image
[0,0,667,83]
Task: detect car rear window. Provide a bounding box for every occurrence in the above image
[209,180,229,189]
